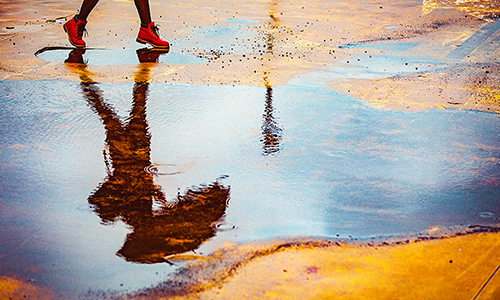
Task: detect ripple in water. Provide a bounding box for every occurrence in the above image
[145,163,181,176]
[479,212,496,219]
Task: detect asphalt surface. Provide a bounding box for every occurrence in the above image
[1,0,500,299]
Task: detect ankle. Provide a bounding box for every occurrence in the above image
[141,22,155,28]
[75,14,87,22]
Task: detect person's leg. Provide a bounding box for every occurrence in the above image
[78,0,100,21]
[134,0,152,25]
[63,0,98,48]
[134,0,169,49]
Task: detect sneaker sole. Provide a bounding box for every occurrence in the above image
[63,23,86,49]
[136,38,170,50]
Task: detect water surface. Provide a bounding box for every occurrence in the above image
[0,72,499,296]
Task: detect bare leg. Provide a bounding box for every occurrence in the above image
[78,0,100,21]
[134,0,152,24]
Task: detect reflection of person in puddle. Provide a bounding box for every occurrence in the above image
[65,49,230,263]
[63,0,169,49]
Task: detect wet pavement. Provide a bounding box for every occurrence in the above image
[1,0,500,299]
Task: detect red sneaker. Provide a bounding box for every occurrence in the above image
[136,23,170,49]
[63,17,87,48]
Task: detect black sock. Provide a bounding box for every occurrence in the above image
[141,22,150,28]
[75,14,87,22]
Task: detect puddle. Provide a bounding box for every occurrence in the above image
[2,42,500,296]
[1,74,499,296]
[34,46,208,65]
